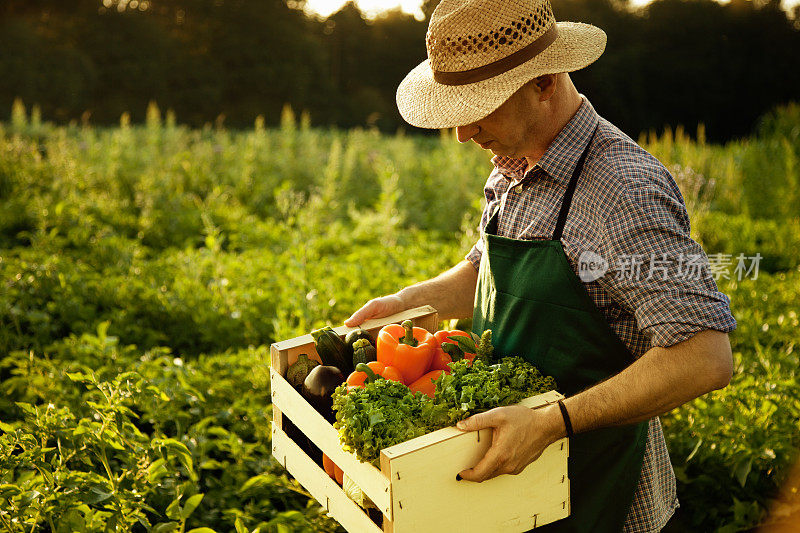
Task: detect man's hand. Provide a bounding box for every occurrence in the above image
[456,404,565,483]
[344,295,407,327]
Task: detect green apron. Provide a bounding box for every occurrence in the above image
[472,128,648,532]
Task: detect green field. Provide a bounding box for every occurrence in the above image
[1,100,798,532]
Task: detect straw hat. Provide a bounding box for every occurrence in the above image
[396,0,607,129]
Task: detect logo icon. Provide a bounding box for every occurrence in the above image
[578,250,608,282]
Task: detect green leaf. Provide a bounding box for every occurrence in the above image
[66,372,89,383]
[148,458,168,483]
[157,438,194,473]
[733,457,753,487]
[685,438,703,462]
[181,493,204,520]
[447,335,477,354]
[57,508,86,532]
[165,498,182,520]
[234,518,248,533]
[15,402,36,415]
[85,486,113,505]
[0,484,21,497]
[151,522,179,533]
[97,320,110,339]
[186,529,217,533]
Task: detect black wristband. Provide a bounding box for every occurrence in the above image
[557,399,574,438]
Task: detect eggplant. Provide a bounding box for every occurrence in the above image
[302,365,345,423]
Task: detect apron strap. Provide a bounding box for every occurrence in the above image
[552,125,597,241]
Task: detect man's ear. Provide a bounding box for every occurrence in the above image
[533,74,558,101]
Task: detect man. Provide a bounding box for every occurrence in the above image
[345,0,736,530]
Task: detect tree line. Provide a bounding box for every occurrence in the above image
[1,0,798,141]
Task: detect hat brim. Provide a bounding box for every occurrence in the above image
[396,22,606,129]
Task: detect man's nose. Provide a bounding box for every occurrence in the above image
[456,123,480,143]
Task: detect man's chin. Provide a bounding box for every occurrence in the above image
[489,145,512,157]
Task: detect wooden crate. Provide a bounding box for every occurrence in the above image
[270,305,570,532]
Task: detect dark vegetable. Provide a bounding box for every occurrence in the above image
[282,417,322,465]
[302,365,346,423]
[352,339,377,366]
[345,328,374,349]
[312,326,352,373]
[286,353,319,391]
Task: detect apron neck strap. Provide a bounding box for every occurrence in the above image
[552,125,598,241]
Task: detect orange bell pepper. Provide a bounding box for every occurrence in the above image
[377,320,435,385]
[322,453,344,485]
[409,370,444,398]
[430,330,476,371]
[346,361,403,389]
[322,453,336,479]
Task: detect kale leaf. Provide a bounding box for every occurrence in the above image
[332,357,557,465]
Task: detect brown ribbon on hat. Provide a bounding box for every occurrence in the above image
[433,24,559,86]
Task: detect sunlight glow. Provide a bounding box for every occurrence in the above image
[304,0,425,19]
[303,0,800,19]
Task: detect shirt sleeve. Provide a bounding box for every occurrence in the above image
[465,171,504,271]
[596,180,736,348]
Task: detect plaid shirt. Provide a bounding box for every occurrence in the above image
[466,96,736,532]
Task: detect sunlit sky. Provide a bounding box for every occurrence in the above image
[304,0,799,19]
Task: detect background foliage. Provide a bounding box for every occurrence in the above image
[1,0,800,141]
[0,101,798,531]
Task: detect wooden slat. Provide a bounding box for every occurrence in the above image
[270,368,393,519]
[271,306,438,353]
[518,390,564,409]
[386,434,569,532]
[272,423,383,533]
[380,390,564,460]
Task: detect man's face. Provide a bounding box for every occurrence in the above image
[455,78,550,158]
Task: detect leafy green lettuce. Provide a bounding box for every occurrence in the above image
[332,357,557,465]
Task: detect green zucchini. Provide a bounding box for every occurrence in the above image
[345,328,374,349]
[311,326,352,373]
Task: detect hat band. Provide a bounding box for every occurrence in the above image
[433,24,559,86]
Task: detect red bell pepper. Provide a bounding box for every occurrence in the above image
[377,320,435,384]
[430,329,476,372]
[409,370,444,398]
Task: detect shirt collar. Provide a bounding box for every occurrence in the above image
[491,95,600,184]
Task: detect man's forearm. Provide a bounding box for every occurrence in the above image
[563,329,733,434]
[396,260,478,320]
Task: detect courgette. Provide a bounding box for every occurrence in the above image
[311,326,352,373]
[345,328,374,349]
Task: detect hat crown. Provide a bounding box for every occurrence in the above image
[426,0,556,73]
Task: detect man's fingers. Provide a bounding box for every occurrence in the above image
[344,296,404,327]
[458,445,503,483]
[344,306,370,327]
[456,408,504,432]
[344,299,382,327]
